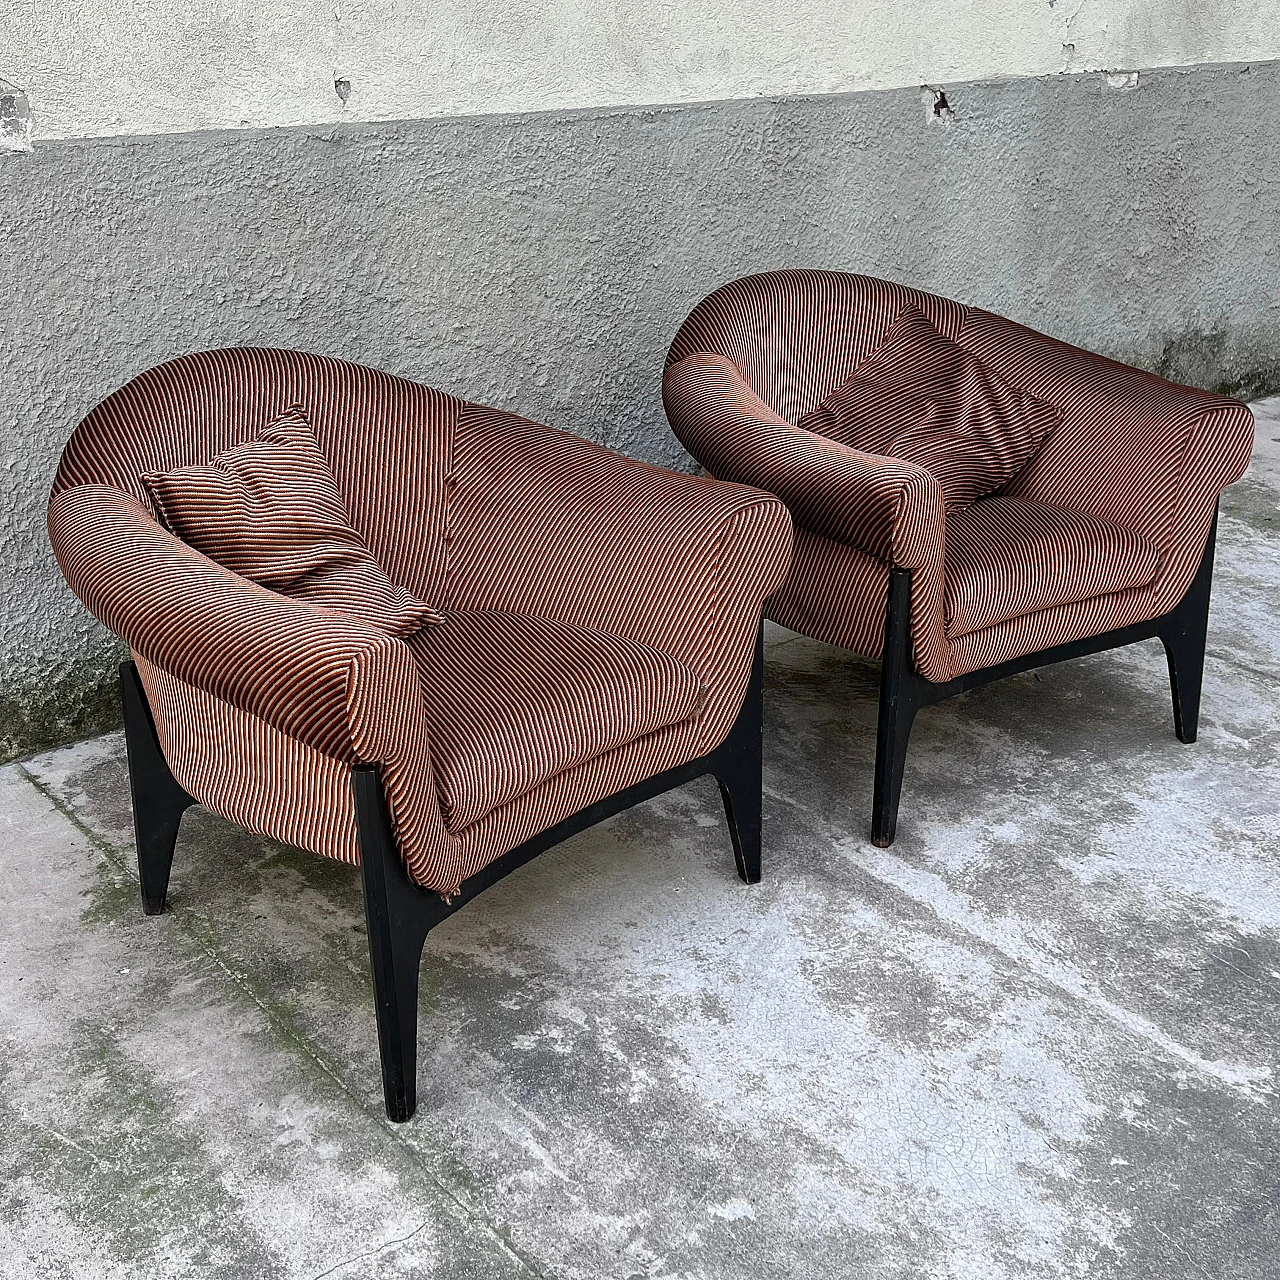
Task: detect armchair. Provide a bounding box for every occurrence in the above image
[49,348,792,1120]
[663,270,1254,845]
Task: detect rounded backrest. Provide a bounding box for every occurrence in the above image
[52,348,463,599]
[665,269,967,426]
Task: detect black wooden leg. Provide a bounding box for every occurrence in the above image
[713,623,764,884]
[119,661,194,915]
[1158,510,1218,745]
[872,570,921,848]
[353,766,439,1123]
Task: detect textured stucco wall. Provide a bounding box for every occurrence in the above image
[1,0,1278,140]
[2,59,1278,758]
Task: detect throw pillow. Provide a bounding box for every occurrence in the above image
[796,306,1059,514]
[143,407,443,637]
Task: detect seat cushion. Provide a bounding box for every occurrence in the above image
[796,306,1060,515]
[143,407,442,638]
[944,497,1163,638]
[408,610,707,831]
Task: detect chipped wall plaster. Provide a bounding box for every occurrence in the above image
[1,1,1278,142]
[0,78,32,151]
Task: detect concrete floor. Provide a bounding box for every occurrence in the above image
[3,400,1278,1280]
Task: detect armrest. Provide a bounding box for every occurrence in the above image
[48,484,424,766]
[662,352,945,569]
[444,403,794,669]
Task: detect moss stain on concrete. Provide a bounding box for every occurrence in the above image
[1,1031,282,1278]
[1152,329,1280,404]
[1,652,124,766]
[11,762,551,1280]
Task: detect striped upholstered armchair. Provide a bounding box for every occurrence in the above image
[663,270,1254,845]
[48,348,792,1120]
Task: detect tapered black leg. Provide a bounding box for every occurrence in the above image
[872,569,922,848]
[713,623,765,884]
[119,662,194,915]
[1158,510,1218,745]
[353,766,437,1122]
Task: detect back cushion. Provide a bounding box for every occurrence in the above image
[665,270,968,426]
[52,348,462,604]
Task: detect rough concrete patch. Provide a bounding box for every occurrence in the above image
[765,629,1280,1086]
[0,78,32,152]
[1247,395,1280,468]
[0,765,542,1279]
[389,811,1125,1277]
[0,648,125,765]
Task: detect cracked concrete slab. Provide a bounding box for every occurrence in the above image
[2,401,1278,1278]
[0,768,539,1280]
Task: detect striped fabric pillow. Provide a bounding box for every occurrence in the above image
[797,306,1059,515]
[143,407,443,637]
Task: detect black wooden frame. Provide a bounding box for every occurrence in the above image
[119,625,765,1122]
[872,509,1220,847]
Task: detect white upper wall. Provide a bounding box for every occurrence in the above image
[5,0,1279,142]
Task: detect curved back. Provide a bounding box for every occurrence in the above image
[665,270,967,425]
[52,348,463,599]
[952,308,1255,546]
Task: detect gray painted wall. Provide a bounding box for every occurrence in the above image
[3,60,1277,760]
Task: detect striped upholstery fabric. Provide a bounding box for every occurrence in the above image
[408,609,706,831]
[142,407,443,637]
[795,306,1060,515]
[943,498,1162,639]
[666,270,967,426]
[443,402,793,685]
[663,270,1254,682]
[49,349,793,895]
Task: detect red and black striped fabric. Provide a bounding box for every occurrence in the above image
[796,306,1060,515]
[663,270,1254,683]
[942,498,1162,638]
[142,406,443,638]
[49,349,793,895]
[408,609,706,831]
